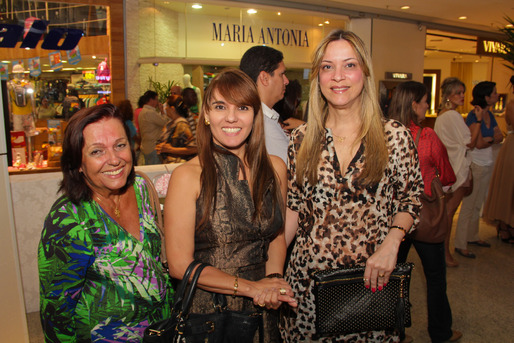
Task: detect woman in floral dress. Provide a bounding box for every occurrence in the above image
[38,104,172,342]
[281,30,423,342]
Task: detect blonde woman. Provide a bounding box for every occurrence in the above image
[281,30,423,342]
[434,77,481,267]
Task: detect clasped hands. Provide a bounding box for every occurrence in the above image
[252,277,297,310]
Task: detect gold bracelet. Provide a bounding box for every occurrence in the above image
[232,276,239,298]
[390,225,408,235]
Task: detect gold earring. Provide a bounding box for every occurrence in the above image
[205,118,210,126]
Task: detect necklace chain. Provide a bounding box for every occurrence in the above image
[95,193,121,218]
[332,133,346,143]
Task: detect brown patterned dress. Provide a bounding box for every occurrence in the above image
[191,150,284,342]
[281,119,423,342]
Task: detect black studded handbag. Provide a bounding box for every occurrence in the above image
[311,263,413,338]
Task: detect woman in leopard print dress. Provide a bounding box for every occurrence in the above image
[280,30,423,342]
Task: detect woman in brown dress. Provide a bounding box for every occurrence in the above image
[164,68,297,342]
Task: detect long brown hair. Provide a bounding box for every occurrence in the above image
[196,68,283,230]
[297,29,388,187]
[389,81,428,126]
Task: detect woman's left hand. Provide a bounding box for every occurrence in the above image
[363,229,404,292]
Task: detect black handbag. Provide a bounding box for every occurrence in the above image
[143,260,263,343]
[311,262,413,338]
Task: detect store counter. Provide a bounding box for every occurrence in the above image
[9,163,181,313]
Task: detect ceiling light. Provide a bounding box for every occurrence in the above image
[458,16,467,20]
[25,47,30,50]
[318,23,323,27]
[92,55,97,59]
[192,4,202,9]
[247,9,257,14]
[506,24,514,28]
[1,61,10,63]
[401,6,410,10]
[324,20,330,24]
[277,12,281,16]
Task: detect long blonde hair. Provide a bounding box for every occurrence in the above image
[297,29,388,187]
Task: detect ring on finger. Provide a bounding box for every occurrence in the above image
[378,273,385,278]
[363,278,369,282]
[258,303,265,307]
[279,288,287,295]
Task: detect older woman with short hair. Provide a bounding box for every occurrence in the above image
[38,104,172,342]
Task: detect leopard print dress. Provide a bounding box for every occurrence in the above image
[280,120,423,342]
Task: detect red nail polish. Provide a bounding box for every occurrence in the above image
[372,288,376,293]
[384,283,387,287]
[378,286,383,291]
[365,284,369,289]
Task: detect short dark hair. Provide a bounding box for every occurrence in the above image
[117,99,134,121]
[59,104,136,204]
[471,81,496,109]
[273,79,302,121]
[142,90,158,105]
[239,46,284,82]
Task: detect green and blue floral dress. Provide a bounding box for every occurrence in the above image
[38,175,172,342]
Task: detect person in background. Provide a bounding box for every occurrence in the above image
[453,81,504,257]
[133,95,145,133]
[155,94,197,163]
[240,45,295,163]
[273,79,303,130]
[117,99,138,151]
[38,104,172,342]
[389,81,461,343]
[138,90,169,165]
[281,29,422,342]
[165,68,297,342]
[182,87,199,141]
[169,85,182,96]
[434,77,480,267]
[62,89,84,120]
[483,75,514,243]
[36,96,57,119]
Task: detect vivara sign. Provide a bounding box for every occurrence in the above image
[0,20,83,50]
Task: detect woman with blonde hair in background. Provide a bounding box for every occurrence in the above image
[434,77,481,267]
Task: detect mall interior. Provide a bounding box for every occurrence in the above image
[1,0,513,342]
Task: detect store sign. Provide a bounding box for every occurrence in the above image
[476,37,508,57]
[0,20,83,50]
[385,72,412,80]
[212,23,309,47]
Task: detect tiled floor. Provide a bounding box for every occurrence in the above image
[27,215,514,342]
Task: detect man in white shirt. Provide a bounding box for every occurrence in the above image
[240,46,292,163]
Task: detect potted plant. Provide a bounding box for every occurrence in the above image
[499,16,514,71]
[147,77,177,103]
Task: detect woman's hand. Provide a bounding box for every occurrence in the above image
[251,277,297,310]
[363,224,407,292]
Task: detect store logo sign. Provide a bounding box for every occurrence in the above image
[0,20,83,50]
[212,23,309,47]
[476,37,508,56]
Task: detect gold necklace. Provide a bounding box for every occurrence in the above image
[332,133,346,143]
[95,193,121,218]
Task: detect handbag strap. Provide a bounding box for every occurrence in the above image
[180,263,209,315]
[136,171,166,264]
[174,260,202,305]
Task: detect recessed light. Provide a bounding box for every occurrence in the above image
[277,12,281,16]
[318,23,323,27]
[92,55,97,59]
[192,4,202,9]
[247,9,257,14]
[324,20,330,24]
[458,16,467,20]
[401,6,410,10]
[506,24,514,28]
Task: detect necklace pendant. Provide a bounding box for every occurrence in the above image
[114,207,121,218]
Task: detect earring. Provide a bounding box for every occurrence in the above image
[205,118,210,126]
[444,98,452,109]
